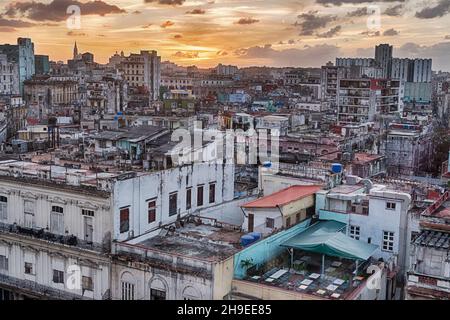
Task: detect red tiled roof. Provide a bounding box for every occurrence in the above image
[242,185,322,208]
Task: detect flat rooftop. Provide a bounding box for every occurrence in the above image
[130,219,244,262]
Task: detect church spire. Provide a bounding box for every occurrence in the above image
[73,41,78,59]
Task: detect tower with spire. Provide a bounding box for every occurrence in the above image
[73,41,79,60]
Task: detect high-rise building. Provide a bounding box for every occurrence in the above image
[0,38,35,95]
[337,78,400,124]
[119,50,161,101]
[34,55,50,75]
[391,58,432,83]
[375,44,393,78]
[0,54,19,95]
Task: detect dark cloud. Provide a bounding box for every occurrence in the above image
[235,43,341,67]
[67,30,86,36]
[186,9,206,14]
[0,16,35,27]
[295,11,337,36]
[346,7,367,17]
[396,42,450,70]
[382,28,399,36]
[288,39,295,44]
[160,20,175,28]
[133,10,142,14]
[384,4,403,16]
[445,35,450,40]
[142,23,153,29]
[217,50,228,56]
[144,0,185,5]
[361,30,380,37]
[316,0,405,5]
[316,25,342,38]
[235,17,260,25]
[415,0,450,19]
[5,0,126,22]
[174,34,182,39]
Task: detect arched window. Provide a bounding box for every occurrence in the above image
[149,278,167,300]
[120,272,135,300]
[182,286,201,300]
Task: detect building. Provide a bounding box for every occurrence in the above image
[0,38,35,95]
[231,219,394,300]
[0,54,19,95]
[336,58,375,68]
[316,179,412,277]
[380,123,433,176]
[406,191,450,300]
[375,44,393,78]
[241,185,321,236]
[214,64,238,76]
[337,78,400,124]
[34,55,50,75]
[119,50,161,101]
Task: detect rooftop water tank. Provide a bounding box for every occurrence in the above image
[240,235,255,247]
[331,163,343,174]
[248,232,261,242]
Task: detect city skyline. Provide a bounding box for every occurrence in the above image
[1,0,450,70]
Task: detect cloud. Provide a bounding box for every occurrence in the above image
[235,43,341,67]
[396,42,450,70]
[235,17,260,25]
[415,0,450,19]
[5,0,126,22]
[316,25,342,38]
[384,4,403,16]
[173,51,199,59]
[0,16,35,27]
[133,10,142,14]
[295,11,337,36]
[186,9,206,15]
[174,34,182,39]
[67,30,87,36]
[347,7,367,17]
[144,0,185,4]
[361,30,380,37]
[445,35,450,40]
[142,23,153,28]
[316,0,405,5]
[382,28,399,36]
[217,50,228,56]
[160,20,175,28]
[0,26,16,32]
[288,39,296,44]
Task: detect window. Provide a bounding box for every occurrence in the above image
[186,188,192,210]
[386,202,396,210]
[266,218,275,228]
[53,269,64,284]
[24,262,33,275]
[349,225,360,240]
[0,255,8,271]
[382,231,394,252]
[50,206,64,235]
[197,185,204,207]
[351,206,356,213]
[362,207,369,215]
[82,209,95,217]
[296,213,301,223]
[0,196,7,221]
[286,217,291,228]
[150,288,166,300]
[147,200,156,223]
[209,183,216,204]
[24,200,34,228]
[120,207,130,233]
[169,192,178,216]
[82,276,94,291]
[121,281,135,300]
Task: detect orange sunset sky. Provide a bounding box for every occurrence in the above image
[1,0,450,70]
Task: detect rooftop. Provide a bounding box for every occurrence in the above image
[242,185,322,208]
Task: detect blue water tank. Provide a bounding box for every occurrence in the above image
[240,235,255,247]
[249,232,261,241]
[263,161,272,168]
[331,163,343,174]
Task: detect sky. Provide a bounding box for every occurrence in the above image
[1,0,450,70]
